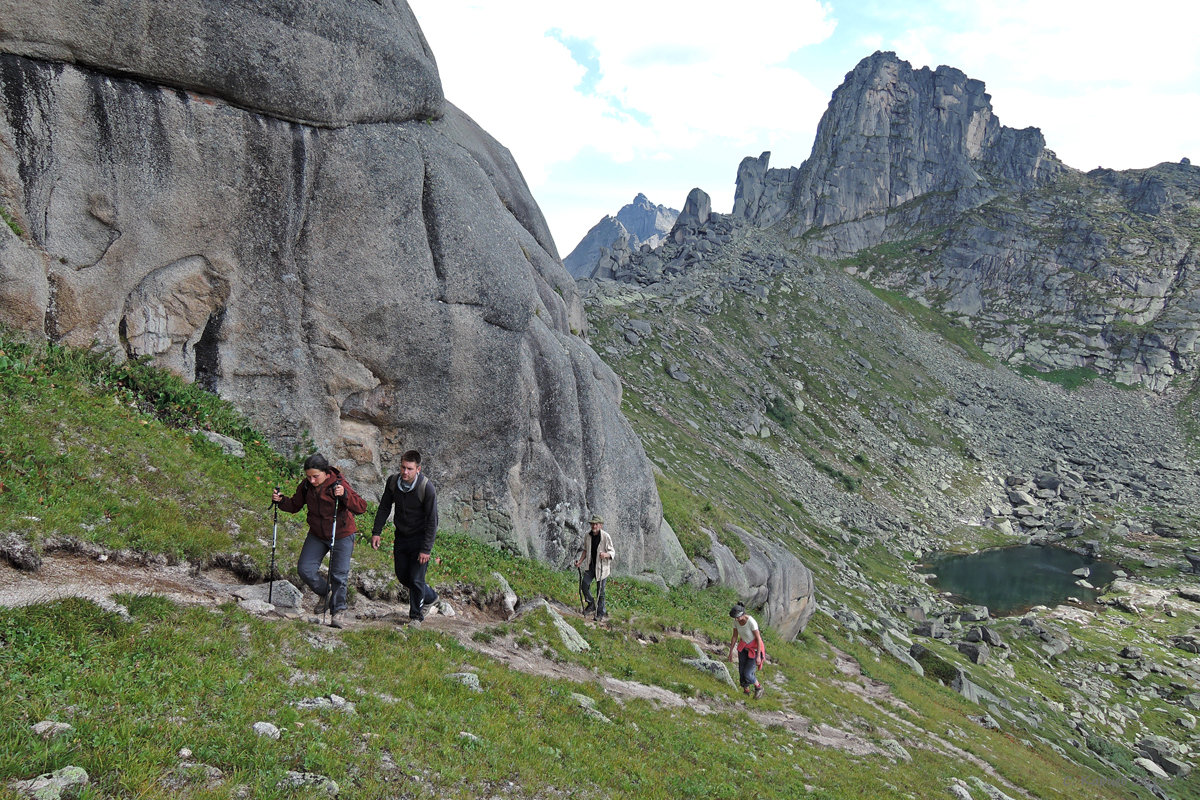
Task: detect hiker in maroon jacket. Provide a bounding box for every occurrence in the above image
[273,453,366,628]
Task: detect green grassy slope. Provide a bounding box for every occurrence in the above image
[0,329,1172,799]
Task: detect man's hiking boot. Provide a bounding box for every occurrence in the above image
[313,594,329,615]
[329,612,344,629]
[753,684,764,700]
[583,602,596,615]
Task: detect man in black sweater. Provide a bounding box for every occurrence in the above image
[371,450,439,621]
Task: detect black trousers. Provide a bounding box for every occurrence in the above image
[394,541,437,618]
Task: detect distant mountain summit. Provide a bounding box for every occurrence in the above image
[733,50,1063,253]
[617,193,679,246]
[563,194,678,277]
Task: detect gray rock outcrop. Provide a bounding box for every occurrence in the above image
[8,765,88,799]
[31,721,72,739]
[672,188,712,238]
[444,672,483,692]
[693,523,815,639]
[0,2,690,581]
[564,217,631,279]
[491,571,519,619]
[251,722,281,740]
[682,642,735,686]
[546,604,590,653]
[233,581,302,610]
[277,771,339,796]
[0,0,442,127]
[732,152,795,229]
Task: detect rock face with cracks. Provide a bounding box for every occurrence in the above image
[0,1,694,585]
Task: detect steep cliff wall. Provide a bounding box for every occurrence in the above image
[861,162,1200,390]
[0,2,693,582]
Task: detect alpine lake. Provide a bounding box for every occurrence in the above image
[921,544,1122,616]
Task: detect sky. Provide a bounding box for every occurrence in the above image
[406,0,1200,256]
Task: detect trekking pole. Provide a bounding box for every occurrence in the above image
[268,488,280,605]
[576,565,585,615]
[327,480,341,623]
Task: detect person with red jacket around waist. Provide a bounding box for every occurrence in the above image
[272,453,366,628]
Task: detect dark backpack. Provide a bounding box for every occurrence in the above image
[387,471,428,503]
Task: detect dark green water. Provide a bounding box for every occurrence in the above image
[924,545,1120,616]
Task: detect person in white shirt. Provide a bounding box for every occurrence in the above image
[573,514,614,620]
[728,603,766,698]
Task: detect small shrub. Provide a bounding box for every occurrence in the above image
[911,646,958,684]
[745,450,770,470]
[1085,735,1137,772]
[764,397,797,431]
[814,460,859,492]
[0,205,23,237]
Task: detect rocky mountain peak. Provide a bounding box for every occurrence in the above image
[563,194,678,278]
[714,52,1200,391]
[735,51,1063,254]
[616,193,678,245]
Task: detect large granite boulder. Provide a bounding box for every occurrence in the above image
[732,152,795,230]
[0,3,693,581]
[0,0,443,126]
[673,187,712,232]
[693,523,816,638]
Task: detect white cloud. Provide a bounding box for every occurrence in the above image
[407,0,837,247]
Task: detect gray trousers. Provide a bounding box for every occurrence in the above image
[580,569,607,617]
[298,533,355,614]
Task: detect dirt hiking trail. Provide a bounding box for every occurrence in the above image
[0,548,1027,785]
